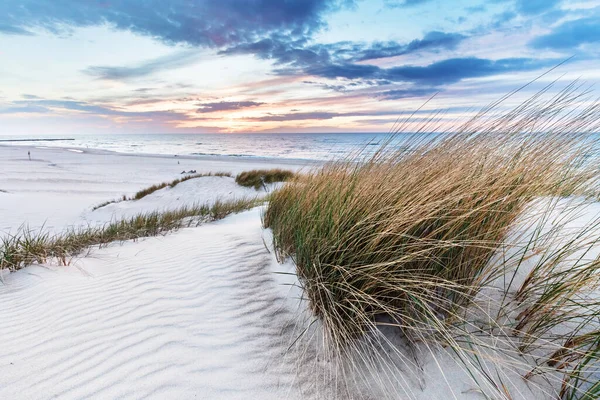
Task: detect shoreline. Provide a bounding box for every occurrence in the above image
[0,145,312,234]
[0,142,324,166]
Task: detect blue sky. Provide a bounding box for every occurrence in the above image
[1,0,599,134]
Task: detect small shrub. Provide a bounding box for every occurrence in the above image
[236,169,295,190]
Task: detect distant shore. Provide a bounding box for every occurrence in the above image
[0,138,74,142]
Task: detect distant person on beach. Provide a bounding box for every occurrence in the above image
[28,151,31,161]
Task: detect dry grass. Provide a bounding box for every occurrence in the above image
[132,171,232,200]
[236,169,295,190]
[265,82,600,398]
[1,197,260,271]
[92,171,232,210]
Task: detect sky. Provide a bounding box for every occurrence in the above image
[1,0,599,135]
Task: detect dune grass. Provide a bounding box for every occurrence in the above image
[265,83,600,398]
[1,197,260,271]
[132,171,232,200]
[235,169,295,190]
[92,171,232,210]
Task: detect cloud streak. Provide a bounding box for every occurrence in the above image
[83,51,200,80]
[196,101,264,113]
[306,57,557,85]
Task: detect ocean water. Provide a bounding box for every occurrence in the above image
[0,133,395,161]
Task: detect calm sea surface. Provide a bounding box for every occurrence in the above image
[0,133,399,161]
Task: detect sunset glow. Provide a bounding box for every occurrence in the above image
[1,0,599,134]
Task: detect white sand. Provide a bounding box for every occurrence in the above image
[0,145,598,399]
[0,145,310,233]
[0,210,314,399]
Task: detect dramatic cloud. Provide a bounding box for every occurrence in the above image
[196,101,264,113]
[220,37,332,67]
[351,31,467,61]
[222,30,467,66]
[530,17,600,50]
[83,51,200,80]
[306,57,556,85]
[0,0,354,47]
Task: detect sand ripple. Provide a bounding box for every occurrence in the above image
[0,209,323,399]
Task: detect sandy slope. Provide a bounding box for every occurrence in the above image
[1,145,599,399]
[0,145,311,233]
[0,209,316,399]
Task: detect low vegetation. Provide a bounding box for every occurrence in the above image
[1,197,260,271]
[132,171,232,200]
[265,83,600,398]
[92,171,232,210]
[235,169,295,190]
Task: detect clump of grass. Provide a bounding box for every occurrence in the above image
[92,199,118,211]
[1,196,260,271]
[236,169,295,190]
[265,83,600,398]
[132,171,232,200]
[92,172,233,210]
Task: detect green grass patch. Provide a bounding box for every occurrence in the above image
[2,196,260,271]
[133,171,232,200]
[264,83,600,399]
[235,169,295,190]
[92,172,232,210]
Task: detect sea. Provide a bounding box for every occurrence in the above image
[0,133,396,162]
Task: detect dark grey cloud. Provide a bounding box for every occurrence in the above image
[1,0,570,96]
[0,0,354,47]
[306,63,380,80]
[83,51,200,80]
[220,36,331,67]
[351,31,466,61]
[529,17,600,50]
[306,57,557,85]
[196,101,264,113]
[21,94,42,99]
[222,30,467,67]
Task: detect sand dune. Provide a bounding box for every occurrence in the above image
[0,145,309,233]
[1,145,598,399]
[0,210,320,399]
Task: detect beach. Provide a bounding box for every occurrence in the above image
[0,145,321,398]
[0,141,599,400]
[0,145,312,233]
